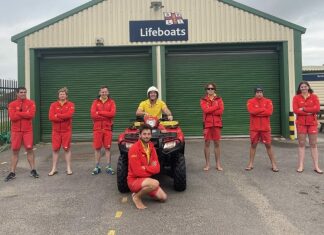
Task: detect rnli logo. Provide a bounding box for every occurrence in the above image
[164,12,184,25]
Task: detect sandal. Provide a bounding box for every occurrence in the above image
[48,171,58,176]
[245,167,254,171]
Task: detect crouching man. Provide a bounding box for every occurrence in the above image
[127,124,167,209]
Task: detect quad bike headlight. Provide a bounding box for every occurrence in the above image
[125,142,133,149]
[146,119,156,128]
[163,141,176,149]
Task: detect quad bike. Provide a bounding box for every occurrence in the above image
[117,116,186,193]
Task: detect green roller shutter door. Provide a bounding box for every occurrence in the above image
[166,49,280,136]
[40,52,152,142]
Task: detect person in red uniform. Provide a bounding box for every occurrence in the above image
[5,87,39,182]
[48,87,75,176]
[245,86,279,172]
[200,83,224,171]
[293,81,322,174]
[127,124,167,209]
[90,86,116,175]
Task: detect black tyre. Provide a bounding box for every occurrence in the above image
[117,153,130,193]
[173,153,186,191]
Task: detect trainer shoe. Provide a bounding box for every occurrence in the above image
[4,172,16,182]
[30,169,39,178]
[92,166,101,175]
[105,166,115,175]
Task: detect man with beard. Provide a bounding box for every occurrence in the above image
[127,124,167,209]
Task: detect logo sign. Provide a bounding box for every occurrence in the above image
[164,12,184,25]
[129,12,188,42]
[303,74,324,81]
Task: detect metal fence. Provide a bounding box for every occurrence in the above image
[0,79,18,135]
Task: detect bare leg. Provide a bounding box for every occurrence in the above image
[132,178,159,209]
[105,148,111,165]
[26,149,35,170]
[94,149,101,165]
[153,187,168,202]
[297,134,306,172]
[49,150,59,175]
[246,144,257,170]
[265,144,278,171]
[214,140,223,171]
[204,140,211,171]
[10,150,20,172]
[309,134,322,173]
[64,149,72,174]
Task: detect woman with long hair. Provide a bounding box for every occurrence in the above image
[293,81,323,174]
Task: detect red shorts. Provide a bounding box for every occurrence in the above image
[250,131,271,144]
[128,178,159,197]
[296,124,318,134]
[93,130,112,149]
[52,131,71,151]
[11,131,33,151]
[203,127,221,141]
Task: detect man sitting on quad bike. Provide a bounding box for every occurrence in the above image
[136,86,173,121]
[117,86,186,193]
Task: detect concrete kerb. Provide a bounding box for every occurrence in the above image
[1,134,324,161]
[272,132,324,148]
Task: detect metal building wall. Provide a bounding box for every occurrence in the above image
[309,82,324,104]
[23,0,296,100]
[25,0,294,46]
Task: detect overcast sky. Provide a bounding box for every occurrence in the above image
[1,0,323,80]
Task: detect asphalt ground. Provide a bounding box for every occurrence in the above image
[0,135,324,235]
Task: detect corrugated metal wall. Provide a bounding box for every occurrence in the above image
[309,81,324,104]
[23,0,296,102]
[25,0,293,47]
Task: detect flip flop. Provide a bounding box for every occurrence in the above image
[66,171,73,175]
[272,168,279,172]
[245,167,254,171]
[48,171,58,176]
[203,167,210,171]
[296,169,304,173]
[314,169,323,174]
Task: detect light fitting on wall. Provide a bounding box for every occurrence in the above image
[95,37,104,46]
[150,1,164,10]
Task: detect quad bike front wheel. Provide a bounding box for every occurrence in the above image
[173,153,186,191]
[117,153,130,193]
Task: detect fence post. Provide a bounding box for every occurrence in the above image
[289,112,295,140]
[0,79,18,135]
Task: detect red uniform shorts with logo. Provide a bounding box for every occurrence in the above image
[296,124,318,134]
[11,131,33,151]
[250,131,271,145]
[93,130,112,149]
[52,131,72,151]
[128,178,159,197]
[203,127,221,141]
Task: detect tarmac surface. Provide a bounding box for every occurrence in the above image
[0,134,324,235]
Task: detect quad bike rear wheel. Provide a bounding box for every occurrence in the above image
[173,153,186,191]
